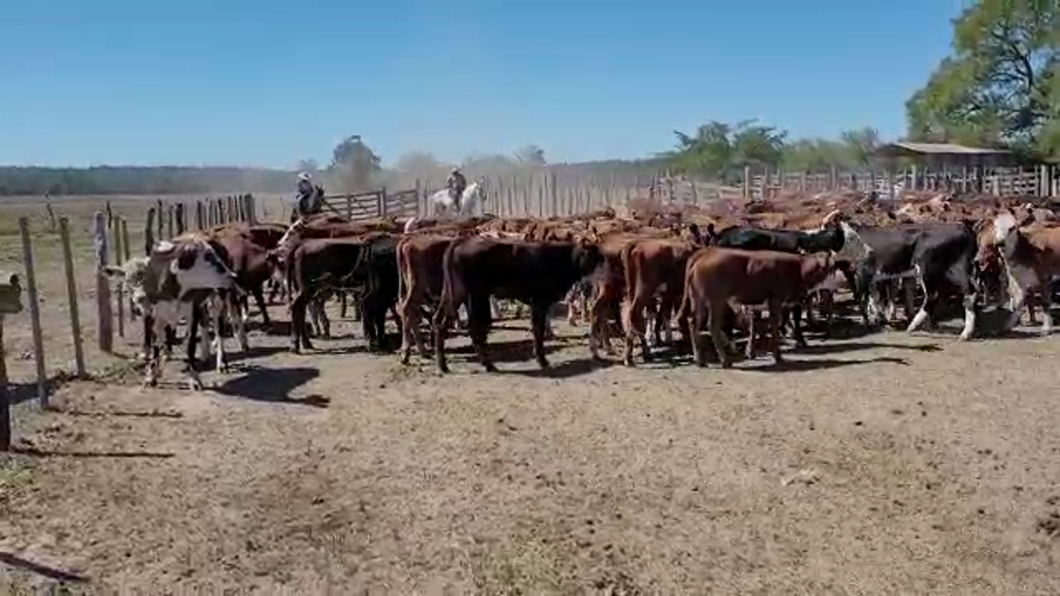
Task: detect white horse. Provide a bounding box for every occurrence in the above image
[429,179,487,217]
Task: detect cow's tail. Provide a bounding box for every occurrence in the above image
[396,239,409,304]
[619,241,639,331]
[438,237,465,322]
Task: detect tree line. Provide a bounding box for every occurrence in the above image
[3,0,1051,197]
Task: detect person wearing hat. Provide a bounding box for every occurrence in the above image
[292,172,325,222]
[445,166,467,212]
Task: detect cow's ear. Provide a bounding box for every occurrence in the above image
[102,265,126,278]
[176,246,197,270]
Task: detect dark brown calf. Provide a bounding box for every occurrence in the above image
[433,237,603,373]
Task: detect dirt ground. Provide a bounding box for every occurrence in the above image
[3,197,1060,593]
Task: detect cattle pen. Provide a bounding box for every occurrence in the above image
[2,183,1060,593]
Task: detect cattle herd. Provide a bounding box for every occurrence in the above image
[101,189,1060,389]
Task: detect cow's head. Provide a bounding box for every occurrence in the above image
[800,252,835,290]
[572,237,604,276]
[103,257,152,316]
[168,238,238,296]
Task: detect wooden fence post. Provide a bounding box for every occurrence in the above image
[156,199,164,240]
[94,212,114,354]
[0,271,23,450]
[58,218,86,379]
[18,218,48,407]
[113,216,125,339]
[166,204,175,238]
[195,200,204,230]
[175,203,186,234]
[145,207,156,255]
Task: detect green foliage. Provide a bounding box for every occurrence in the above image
[664,119,884,180]
[906,0,1059,157]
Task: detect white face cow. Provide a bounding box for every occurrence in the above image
[103,237,243,389]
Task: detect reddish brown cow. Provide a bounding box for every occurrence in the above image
[679,248,833,368]
[396,234,457,363]
[619,237,700,366]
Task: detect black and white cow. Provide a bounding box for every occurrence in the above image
[104,234,244,389]
[852,221,979,340]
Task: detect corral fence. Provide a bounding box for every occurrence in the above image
[319,187,419,221]
[0,193,256,450]
[741,164,1060,201]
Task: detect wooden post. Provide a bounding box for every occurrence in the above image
[113,215,125,339]
[245,194,257,224]
[156,199,164,240]
[378,188,388,217]
[145,207,157,255]
[94,212,114,354]
[0,312,9,451]
[18,218,47,407]
[58,218,86,379]
[167,203,175,238]
[742,166,751,198]
[175,203,186,234]
[0,271,22,450]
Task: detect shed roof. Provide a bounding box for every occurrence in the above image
[874,142,1011,158]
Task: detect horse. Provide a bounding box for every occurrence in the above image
[429,179,487,217]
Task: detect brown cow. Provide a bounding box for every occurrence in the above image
[986,211,1060,335]
[396,234,457,363]
[679,247,834,368]
[620,237,700,366]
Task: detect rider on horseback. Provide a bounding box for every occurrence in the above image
[293,172,325,222]
[445,166,467,212]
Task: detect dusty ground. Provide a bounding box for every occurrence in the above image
[2,197,1060,593]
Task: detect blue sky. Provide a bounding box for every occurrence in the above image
[0,0,963,168]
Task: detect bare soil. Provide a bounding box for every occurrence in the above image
[3,197,1060,593]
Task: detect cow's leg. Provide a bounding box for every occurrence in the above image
[399,289,421,364]
[907,266,933,333]
[709,300,734,368]
[252,285,270,327]
[211,296,231,374]
[745,308,757,361]
[768,298,784,365]
[901,278,917,324]
[791,304,808,348]
[689,298,708,367]
[339,291,348,319]
[530,303,551,370]
[660,295,675,345]
[621,292,650,366]
[566,284,581,326]
[805,293,818,327]
[1038,289,1053,336]
[490,296,504,321]
[185,304,204,391]
[290,292,310,352]
[468,294,497,372]
[230,293,249,352]
[433,298,457,374]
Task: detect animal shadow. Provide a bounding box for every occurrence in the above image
[212,365,329,407]
[744,356,909,372]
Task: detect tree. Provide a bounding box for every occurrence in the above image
[331,135,382,190]
[512,144,547,167]
[839,127,882,168]
[906,0,1059,156]
[665,120,787,181]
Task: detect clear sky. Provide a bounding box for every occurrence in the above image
[0,0,963,168]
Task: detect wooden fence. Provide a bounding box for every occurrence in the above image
[742,164,1059,200]
[319,188,419,221]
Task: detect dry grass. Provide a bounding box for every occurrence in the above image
[2,195,1060,593]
